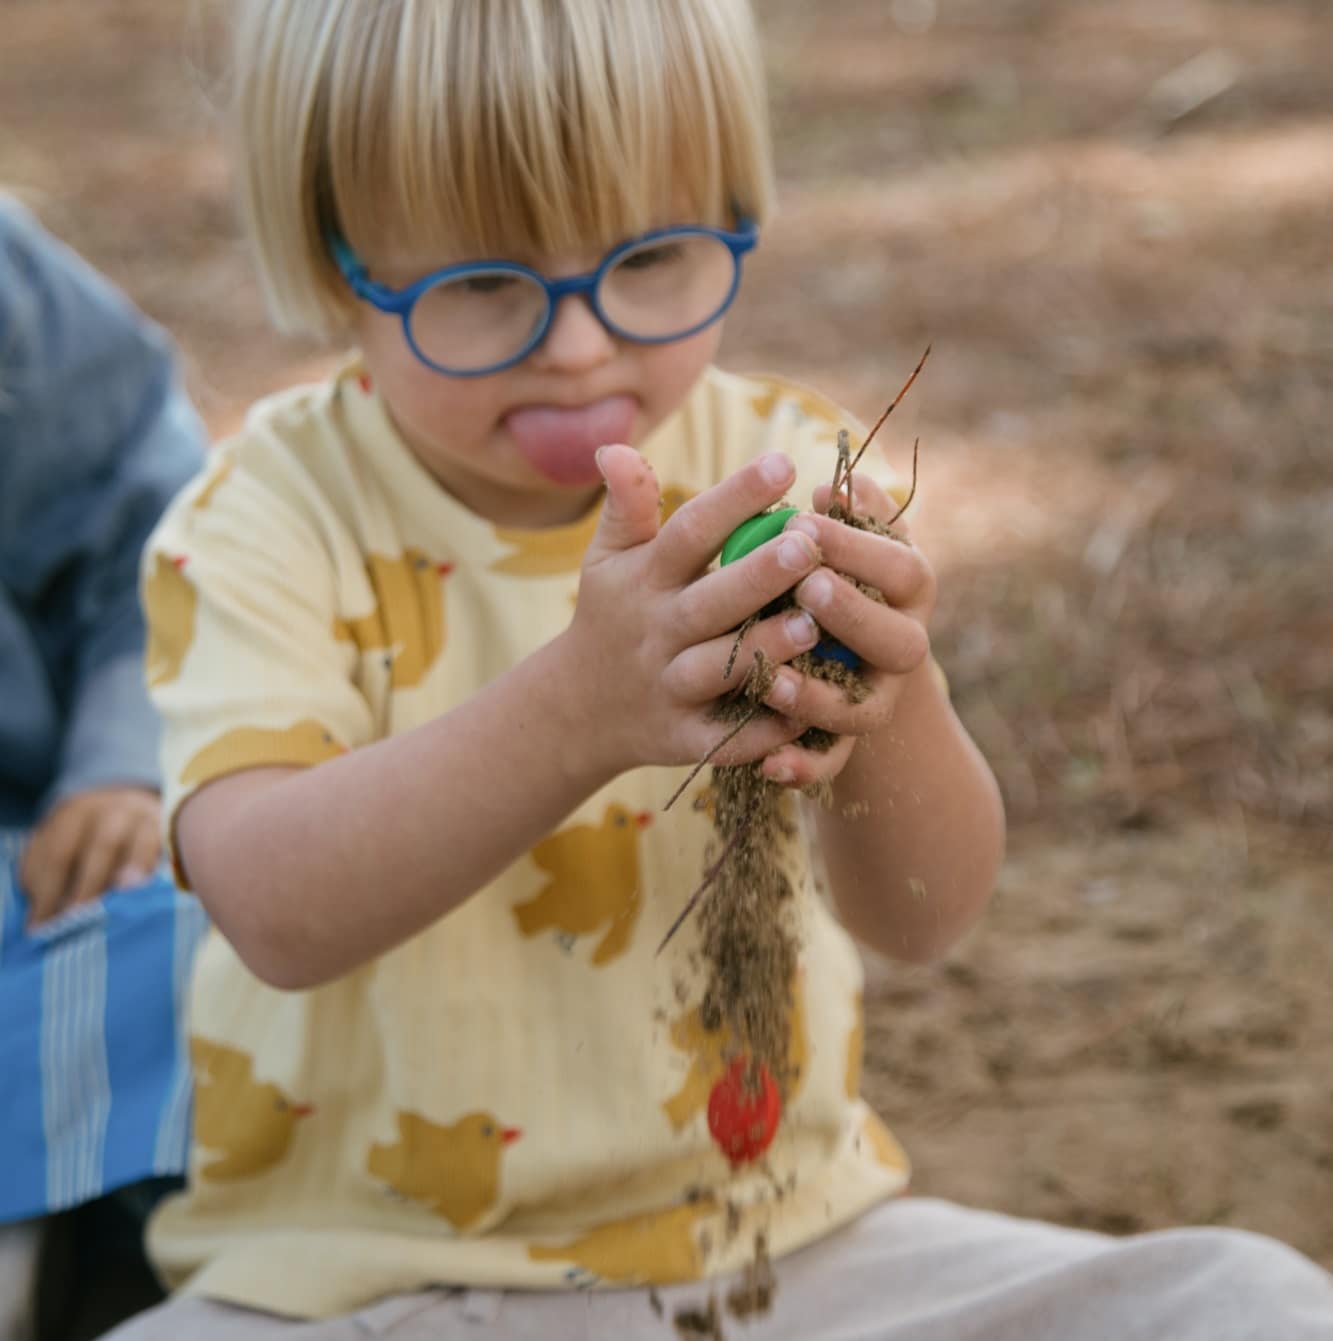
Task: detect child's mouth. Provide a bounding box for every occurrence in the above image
[504,395,637,486]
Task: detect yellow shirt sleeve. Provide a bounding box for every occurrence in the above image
[141,438,375,884]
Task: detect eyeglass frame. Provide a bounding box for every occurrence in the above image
[328,217,759,378]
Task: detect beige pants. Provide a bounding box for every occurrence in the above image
[104,1198,1333,1341]
[0,1222,39,1341]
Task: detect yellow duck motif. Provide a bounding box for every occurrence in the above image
[367,1109,521,1231]
[191,1037,314,1182]
[490,485,694,577]
[332,549,453,689]
[846,992,865,1099]
[143,552,196,688]
[662,973,810,1130]
[180,718,345,787]
[859,1109,909,1174]
[512,803,652,966]
[527,1195,718,1285]
[191,456,233,511]
[489,505,601,577]
[748,376,850,437]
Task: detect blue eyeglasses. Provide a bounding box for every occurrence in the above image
[330,219,758,378]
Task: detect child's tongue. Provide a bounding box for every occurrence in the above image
[504,395,637,486]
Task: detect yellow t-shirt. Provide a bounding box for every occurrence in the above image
[142,361,911,1317]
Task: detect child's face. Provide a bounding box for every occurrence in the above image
[354,235,725,529]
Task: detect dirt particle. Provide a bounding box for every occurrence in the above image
[673,1295,724,1341]
[725,1233,776,1322]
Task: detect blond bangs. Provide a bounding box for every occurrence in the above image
[232,0,774,340]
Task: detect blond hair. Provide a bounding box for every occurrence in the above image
[229,0,775,340]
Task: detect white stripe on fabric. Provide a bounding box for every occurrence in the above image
[153,893,207,1174]
[0,829,23,951]
[41,904,111,1209]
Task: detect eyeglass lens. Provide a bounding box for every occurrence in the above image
[406,232,738,372]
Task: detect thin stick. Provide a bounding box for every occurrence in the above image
[885,437,920,528]
[662,701,765,812]
[656,821,751,956]
[828,428,851,515]
[722,613,760,683]
[847,343,931,476]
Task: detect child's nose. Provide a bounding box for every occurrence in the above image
[532,294,617,372]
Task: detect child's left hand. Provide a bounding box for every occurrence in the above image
[756,475,936,790]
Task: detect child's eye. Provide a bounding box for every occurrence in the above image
[618,242,683,272]
[460,273,517,295]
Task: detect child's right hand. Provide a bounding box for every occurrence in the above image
[21,786,162,927]
[559,444,823,779]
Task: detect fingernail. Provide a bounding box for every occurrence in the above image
[594,446,610,478]
[758,453,794,487]
[784,515,820,542]
[777,534,816,571]
[767,669,799,710]
[785,611,819,649]
[797,571,833,610]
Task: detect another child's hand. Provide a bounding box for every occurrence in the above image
[756,475,936,790]
[21,786,163,926]
[562,445,824,777]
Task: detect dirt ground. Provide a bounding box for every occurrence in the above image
[3,0,1330,1272]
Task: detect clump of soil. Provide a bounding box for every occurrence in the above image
[674,1296,724,1341]
[693,493,902,1092]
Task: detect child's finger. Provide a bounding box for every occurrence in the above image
[663,608,821,703]
[672,530,820,647]
[583,444,662,561]
[66,818,134,910]
[681,706,807,770]
[119,818,163,885]
[763,664,904,737]
[786,514,934,612]
[653,452,796,584]
[761,733,858,790]
[792,569,930,676]
[20,841,67,926]
[21,806,86,925]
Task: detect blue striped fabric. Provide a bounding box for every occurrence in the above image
[0,829,207,1222]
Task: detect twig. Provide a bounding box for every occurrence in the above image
[656,820,752,956]
[847,344,931,477]
[885,437,920,528]
[722,613,761,683]
[662,701,766,812]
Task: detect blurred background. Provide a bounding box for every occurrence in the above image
[3,0,1330,1269]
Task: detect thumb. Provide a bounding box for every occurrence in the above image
[585,444,661,560]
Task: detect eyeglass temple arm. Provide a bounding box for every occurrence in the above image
[328,235,399,309]
[728,215,759,256]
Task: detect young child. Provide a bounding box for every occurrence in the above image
[111,2,1333,1337]
[0,197,208,1339]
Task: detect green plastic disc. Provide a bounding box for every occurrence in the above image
[720,507,800,567]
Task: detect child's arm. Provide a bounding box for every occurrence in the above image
[747,477,1005,964]
[175,447,826,989]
